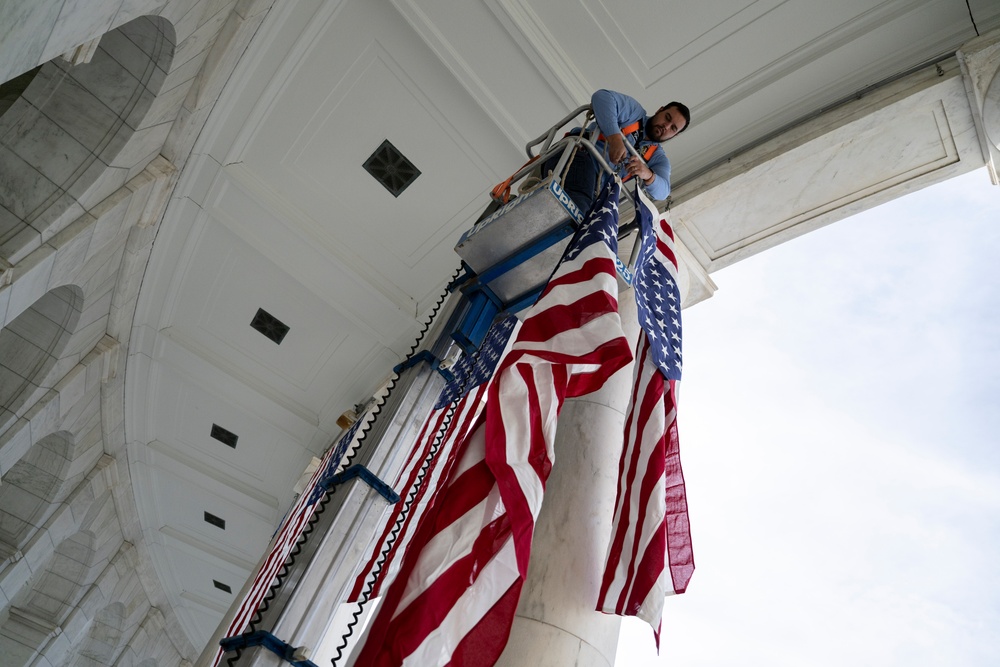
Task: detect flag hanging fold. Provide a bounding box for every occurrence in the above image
[347,382,489,603]
[209,417,366,667]
[597,184,694,644]
[349,316,518,602]
[353,179,633,667]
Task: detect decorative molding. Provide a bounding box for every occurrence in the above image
[217,0,348,165]
[0,256,12,288]
[136,156,179,229]
[673,227,717,309]
[7,606,62,638]
[146,438,280,511]
[95,335,121,383]
[98,453,119,487]
[392,0,532,147]
[672,72,980,272]
[486,0,591,106]
[179,589,231,614]
[210,165,418,333]
[61,36,101,65]
[160,526,257,571]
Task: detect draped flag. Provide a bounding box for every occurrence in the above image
[210,417,366,667]
[353,179,633,666]
[349,316,518,601]
[435,315,519,410]
[597,184,694,643]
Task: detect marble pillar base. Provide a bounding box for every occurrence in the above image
[496,292,639,667]
[500,616,616,667]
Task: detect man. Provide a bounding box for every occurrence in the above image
[559,89,690,213]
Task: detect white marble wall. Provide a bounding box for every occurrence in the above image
[671,51,993,275]
[0,0,276,664]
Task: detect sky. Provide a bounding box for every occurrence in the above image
[615,167,1000,666]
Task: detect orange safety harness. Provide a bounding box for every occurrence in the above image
[489,154,540,205]
[598,120,658,181]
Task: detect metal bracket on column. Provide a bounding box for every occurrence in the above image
[393,349,459,386]
[392,350,439,375]
[219,631,318,667]
[324,465,400,504]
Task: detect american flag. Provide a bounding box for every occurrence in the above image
[348,381,491,602]
[350,316,519,601]
[352,179,633,666]
[435,315,518,409]
[210,417,366,667]
[597,183,694,643]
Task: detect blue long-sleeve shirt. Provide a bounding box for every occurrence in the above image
[589,89,672,200]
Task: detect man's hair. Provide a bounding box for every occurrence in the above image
[662,101,691,133]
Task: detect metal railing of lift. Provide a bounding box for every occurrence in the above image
[490,104,650,274]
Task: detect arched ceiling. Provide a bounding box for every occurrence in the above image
[127,0,998,648]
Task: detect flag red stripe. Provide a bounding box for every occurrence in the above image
[348,409,446,599]
[385,513,512,661]
[513,290,619,349]
[655,238,677,268]
[598,337,656,607]
[613,343,664,612]
[448,578,523,667]
[619,370,668,601]
[626,516,665,613]
[350,385,491,601]
[487,363,568,577]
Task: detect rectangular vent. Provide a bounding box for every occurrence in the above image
[204,511,226,530]
[213,580,232,594]
[363,139,420,197]
[210,424,238,449]
[250,308,289,344]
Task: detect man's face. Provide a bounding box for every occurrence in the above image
[647,105,687,142]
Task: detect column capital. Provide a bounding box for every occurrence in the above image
[958,28,1000,184]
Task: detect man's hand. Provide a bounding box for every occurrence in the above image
[606,133,627,164]
[625,156,654,184]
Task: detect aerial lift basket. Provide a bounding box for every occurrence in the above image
[449,105,643,353]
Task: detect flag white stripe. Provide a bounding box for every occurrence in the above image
[349,385,489,601]
[403,537,519,667]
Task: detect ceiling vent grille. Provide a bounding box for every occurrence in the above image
[251,308,289,344]
[210,424,239,449]
[213,580,232,594]
[204,511,226,530]
[363,139,420,197]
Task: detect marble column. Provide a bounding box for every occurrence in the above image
[496,280,640,667]
[958,28,1000,184]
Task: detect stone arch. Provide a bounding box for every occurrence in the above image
[28,531,96,618]
[0,285,83,428]
[0,530,99,666]
[0,431,74,559]
[0,15,175,261]
[73,601,126,666]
